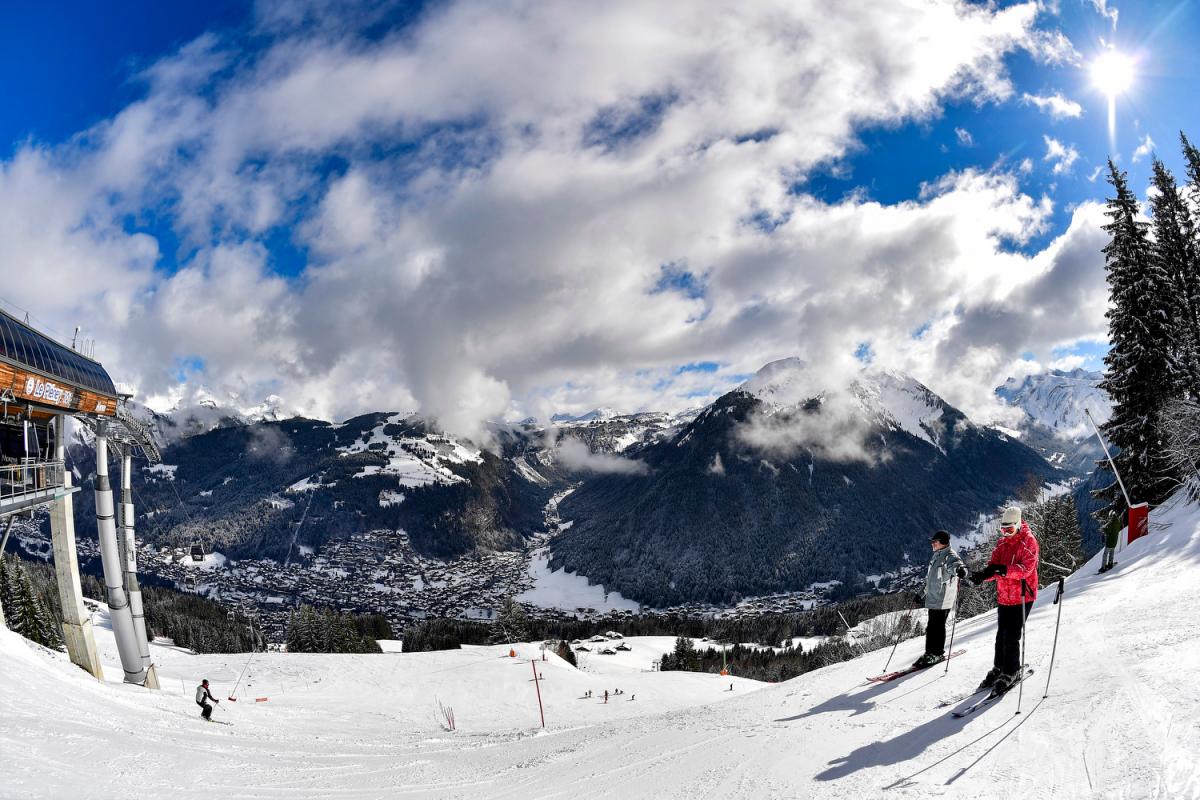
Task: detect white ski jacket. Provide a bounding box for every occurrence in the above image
[923,546,966,610]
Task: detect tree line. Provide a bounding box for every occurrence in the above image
[0,556,62,650]
[1098,136,1200,519]
[284,604,390,653]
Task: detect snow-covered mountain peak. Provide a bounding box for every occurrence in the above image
[854,369,949,451]
[996,368,1110,439]
[551,407,618,424]
[738,358,950,450]
[738,357,812,407]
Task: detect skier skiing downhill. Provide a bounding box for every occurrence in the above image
[196,679,219,720]
[971,506,1040,695]
[911,530,967,669]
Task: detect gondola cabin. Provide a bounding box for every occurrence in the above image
[190,542,205,561]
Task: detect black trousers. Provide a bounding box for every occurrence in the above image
[994,601,1034,674]
[199,701,213,719]
[925,608,950,656]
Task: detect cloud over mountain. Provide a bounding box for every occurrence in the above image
[0,0,1108,441]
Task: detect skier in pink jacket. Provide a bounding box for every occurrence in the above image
[971,506,1039,694]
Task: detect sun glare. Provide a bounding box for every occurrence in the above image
[1091,50,1135,97]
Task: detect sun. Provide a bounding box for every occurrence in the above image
[1090,49,1135,97]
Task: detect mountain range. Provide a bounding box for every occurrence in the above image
[549,359,1058,606]
[53,360,1108,608]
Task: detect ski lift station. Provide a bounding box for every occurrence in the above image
[0,307,163,689]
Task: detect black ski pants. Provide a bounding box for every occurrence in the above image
[198,700,213,720]
[924,608,950,656]
[994,601,1034,675]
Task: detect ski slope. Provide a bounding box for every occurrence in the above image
[3,492,1200,798]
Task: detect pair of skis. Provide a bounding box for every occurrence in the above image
[866,649,966,684]
[866,651,1036,719]
[950,666,1035,717]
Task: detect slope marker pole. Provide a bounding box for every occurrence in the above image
[529,659,545,728]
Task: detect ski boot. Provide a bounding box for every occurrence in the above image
[976,667,1001,692]
[991,669,1023,696]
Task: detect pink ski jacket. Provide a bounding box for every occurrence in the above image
[985,522,1039,606]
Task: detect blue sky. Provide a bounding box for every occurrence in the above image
[0,0,1196,433]
[0,2,245,154]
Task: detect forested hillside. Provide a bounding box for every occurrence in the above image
[552,380,1057,607]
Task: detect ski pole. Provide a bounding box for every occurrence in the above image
[1042,578,1065,699]
[881,607,912,673]
[1041,558,1076,574]
[944,579,961,675]
[1015,580,1030,715]
[838,611,868,657]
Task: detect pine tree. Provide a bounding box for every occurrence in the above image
[670,635,698,671]
[1096,160,1181,518]
[1148,158,1200,396]
[489,597,530,644]
[3,558,62,649]
[0,558,13,628]
[286,605,321,653]
[555,639,577,667]
[1182,132,1200,206]
[1037,495,1084,586]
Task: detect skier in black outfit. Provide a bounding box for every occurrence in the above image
[196,679,219,720]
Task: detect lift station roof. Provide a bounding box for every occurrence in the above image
[0,308,118,417]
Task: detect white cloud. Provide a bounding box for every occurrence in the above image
[1043,135,1080,174]
[955,127,975,147]
[1089,0,1119,29]
[1025,29,1081,65]
[556,437,649,475]
[735,387,882,464]
[1132,133,1155,163]
[1048,354,1088,371]
[1022,91,1083,119]
[0,0,1112,442]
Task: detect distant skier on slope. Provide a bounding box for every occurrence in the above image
[970,506,1039,694]
[1099,513,1121,573]
[910,530,967,669]
[196,679,220,721]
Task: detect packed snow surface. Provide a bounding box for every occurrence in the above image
[4,490,1200,798]
[516,547,641,613]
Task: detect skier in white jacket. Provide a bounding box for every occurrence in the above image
[911,530,967,668]
[196,679,219,720]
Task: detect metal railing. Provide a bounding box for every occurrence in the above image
[0,459,65,507]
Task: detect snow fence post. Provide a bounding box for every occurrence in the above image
[1042,578,1066,699]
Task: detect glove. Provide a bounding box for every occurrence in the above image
[955,566,968,579]
[912,593,925,606]
[992,564,1008,577]
[969,571,988,586]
